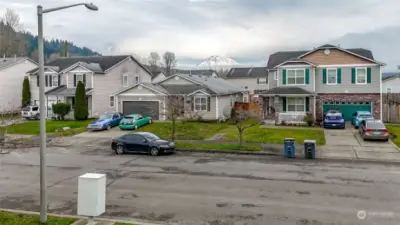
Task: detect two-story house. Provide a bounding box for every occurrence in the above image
[225,67,270,94]
[260,44,385,124]
[0,57,37,112]
[26,55,153,118]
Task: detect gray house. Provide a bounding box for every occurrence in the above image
[259,44,385,123]
[225,67,270,94]
[113,73,247,120]
[27,55,153,118]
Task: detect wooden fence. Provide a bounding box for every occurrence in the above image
[234,102,260,112]
[382,93,400,123]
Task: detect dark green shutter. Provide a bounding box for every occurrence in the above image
[305,68,310,84]
[367,68,372,83]
[322,68,327,84]
[282,69,286,85]
[305,97,310,112]
[337,68,342,84]
[351,68,356,84]
[282,97,286,112]
[207,97,211,111]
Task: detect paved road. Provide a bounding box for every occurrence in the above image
[0,141,399,225]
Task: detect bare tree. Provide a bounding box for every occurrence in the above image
[232,107,261,146]
[2,9,21,30]
[148,52,161,73]
[0,105,20,151]
[162,96,184,141]
[163,51,177,76]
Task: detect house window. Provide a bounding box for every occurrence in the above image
[327,68,337,85]
[287,69,305,85]
[109,96,115,107]
[287,97,305,112]
[52,75,58,87]
[123,75,128,87]
[75,74,84,86]
[135,76,139,84]
[194,96,207,111]
[257,77,267,85]
[387,88,392,93]
[356,68,367,84]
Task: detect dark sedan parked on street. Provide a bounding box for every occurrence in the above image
[111,132,175,156]
[359,119,389,141]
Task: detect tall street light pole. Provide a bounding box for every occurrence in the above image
[37,3,98,224]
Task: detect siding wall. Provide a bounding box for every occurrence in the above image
[268,71,278,89]
[382,78,400,93]
[0,60,37,111]
[217,95,232,119]
[92,58,152,115]
[65,72,93,88]
[183,95,217,120]
[315,66,380,93]
[226,78,268,94]
[302,49,373,65]
[160,76,193,85]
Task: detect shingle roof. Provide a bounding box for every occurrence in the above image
[0,57,33,70]
[45,85,92,96]
[27,55,150,75]
[173,69,216,77]
[226,67,268,78]
[160,84,216,95]
[178,74,246,95]
[259,86,314,95]
[267,45,375,69]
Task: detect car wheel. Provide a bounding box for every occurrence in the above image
[115,145,124,155]
[149,119,152,124]
[150,147,159,156]
[106,124,111,130]
[134,124,138,130]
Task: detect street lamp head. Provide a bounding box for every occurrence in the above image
[84,3,98,11]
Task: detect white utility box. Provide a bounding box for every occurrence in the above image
[77,173,106,217]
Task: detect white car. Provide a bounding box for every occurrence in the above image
[21,106,40,120]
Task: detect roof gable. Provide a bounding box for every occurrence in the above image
[0,57,36,71]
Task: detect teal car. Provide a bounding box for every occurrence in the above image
[119,114,152,130]
[352,111,374,128]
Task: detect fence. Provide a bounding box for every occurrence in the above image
[234,102,260,113]
[382,93,400,123]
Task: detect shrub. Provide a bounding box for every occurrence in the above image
[303,113,313,127]
[22,77,31,107]
[74,81,88,120]
[52,103,71,120]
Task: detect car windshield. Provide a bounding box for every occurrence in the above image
[99,114,113,120]
[121,116,134,121]
[326,113,342,120]
[142,133,160,141]
[22,106,31,111]
[359,114,372,118]
[367,122,386,129]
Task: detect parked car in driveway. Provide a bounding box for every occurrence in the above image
[359,119,389,141]
[87,112,123,131]
[21,105,40,120]
[352,111,374,128]
[323,108,343,117]
[323,112,345,129]
[111,132,175,156]
[119,114,152,130]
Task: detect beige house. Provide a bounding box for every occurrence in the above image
[113,73,247,120]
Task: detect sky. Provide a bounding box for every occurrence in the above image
[1,0,400,69]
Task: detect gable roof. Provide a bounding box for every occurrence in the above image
[173,69,216,77]
[267,44,381,69]
[259,86,314,95]
[27,55,151,75]
[226,67,268,78]
[0,57,36,71]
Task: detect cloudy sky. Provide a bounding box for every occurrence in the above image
[1,0,400,68]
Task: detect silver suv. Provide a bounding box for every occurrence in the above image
[21,106,40,120]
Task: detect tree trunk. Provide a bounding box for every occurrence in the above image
[239,129,244,146]
[171,119,176,141]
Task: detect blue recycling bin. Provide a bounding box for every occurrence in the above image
[284,138,296,158]
[304,140,316,159]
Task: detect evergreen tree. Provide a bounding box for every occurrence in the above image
[74,81,88,120]
[22,77,31,107]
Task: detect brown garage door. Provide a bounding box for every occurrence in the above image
[122,101,159,120]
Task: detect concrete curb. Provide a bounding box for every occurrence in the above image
[0,208,163,225]
[175,148,400,164]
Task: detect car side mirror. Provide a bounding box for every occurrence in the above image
[142,139,147,143]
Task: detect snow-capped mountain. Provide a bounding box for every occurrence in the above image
[197,55,239,69]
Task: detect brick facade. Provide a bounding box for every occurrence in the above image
[316,93,380,121]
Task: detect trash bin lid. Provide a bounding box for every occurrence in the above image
[304,140,316,144]
[284,138,295,141]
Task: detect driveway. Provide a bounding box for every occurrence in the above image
[321,124,400,161]
[74,127,130,138]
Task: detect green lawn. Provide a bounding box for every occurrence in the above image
[386,125,400,147]
[0,211,77,225]
[175,142,260,151]
[134,122,230,140]
[0,120,94,136]
[223,125,326,145]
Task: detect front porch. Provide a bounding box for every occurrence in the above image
[259,86,316,125]
[45,86,93,119]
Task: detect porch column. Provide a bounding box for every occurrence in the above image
[313,95,316,122]
[274,95,280,124]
